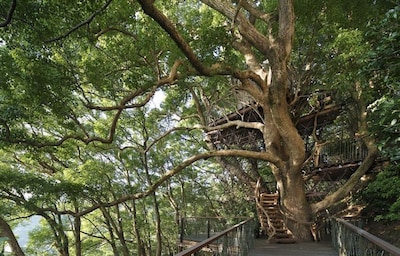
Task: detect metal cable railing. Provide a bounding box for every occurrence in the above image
[176,218,255,256]
[331,218,400,256]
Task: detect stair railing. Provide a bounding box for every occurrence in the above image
[255,178,276,240]
[176,218,254,256]
[331,218,400,256]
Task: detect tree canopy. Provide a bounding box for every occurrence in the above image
[0,0,399,254]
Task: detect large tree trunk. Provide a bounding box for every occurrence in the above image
[201,0,314,241]
[267,57,314,241]
[273,165,313,241]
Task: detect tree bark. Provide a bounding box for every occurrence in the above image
[131,200,146,256]
[0,216,25,256]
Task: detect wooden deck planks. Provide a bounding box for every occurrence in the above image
[249,239,337,256]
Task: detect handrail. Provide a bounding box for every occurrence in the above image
[333,218,400,256]
[179,216,247,243]
[176,218,253,256]
[317,138,367,167]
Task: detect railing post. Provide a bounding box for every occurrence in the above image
[331,218,400,256]
[180,217,184,243]
[207,218,211,238]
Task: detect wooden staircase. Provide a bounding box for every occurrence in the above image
[257,193,296,244]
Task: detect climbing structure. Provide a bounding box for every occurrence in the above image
[256,192,296,243]
[206,96,385,242]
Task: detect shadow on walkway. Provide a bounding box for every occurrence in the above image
[249,238,338,256]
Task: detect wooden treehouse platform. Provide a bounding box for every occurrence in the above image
[206,102,384,182]
[207,103,342,148]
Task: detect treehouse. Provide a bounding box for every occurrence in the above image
[206,101,382,183]
[205,98,385,243]
[207,103,342,149]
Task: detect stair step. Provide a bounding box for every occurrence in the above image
[262,206,278,209]
[269,219,283,223]
[275,228,289,233]
[262,223,284,228]
[258,193,296,243]
[274,233,291,238]
[276,238,296,244]
[260,193,279,197]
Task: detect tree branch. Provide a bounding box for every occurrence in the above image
[240,0,276,23]
[94,26,138,39]
[45,0,113,43]
[311,145,379,213]
[0,216,25,256]
[277,0,295,59]
[0,0,16,27]
[20,149,279,217]
[138,1,212,75]
[197,119,264,132]
[201,0,274,57]
[85,59,182,111]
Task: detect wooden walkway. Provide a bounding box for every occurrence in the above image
[249,239,337,256]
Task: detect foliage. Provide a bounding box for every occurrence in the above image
[0,237,8,256]
[0,0,398,253]
[362,165,400,221]
[365,4,400,161]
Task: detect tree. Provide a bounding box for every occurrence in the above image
[360,2,400,225]
[365,3,400,161]
[0,0,395,249]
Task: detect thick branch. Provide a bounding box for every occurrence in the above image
[240,1,275,23]
[137,1,212,75]
[199,119,264,132]
[22,149,279,217]
[74,149,278,216]
[0,216,25,256]
[0,0,16,27]
[277,0,295,59]
[201,0,274,57]
[311,144,379,213]
[232,40,269,93]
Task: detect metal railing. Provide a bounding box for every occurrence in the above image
[331,218,400,256]
[176,218,255,256]
[179,217,231,243]
[318,139,367,167]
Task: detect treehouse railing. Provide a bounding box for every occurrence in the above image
[179,217,223,242]
[177,218,255,256]
[316,138,368,167]
[331,218,400,256]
